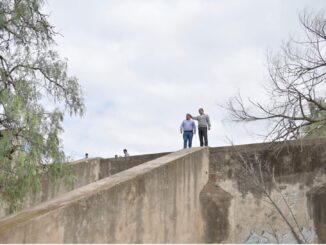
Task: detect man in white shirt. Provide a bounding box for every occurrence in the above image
[180,113,196,148]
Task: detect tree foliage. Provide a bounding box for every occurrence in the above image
[226,11,326,142]
[0,0,84,211]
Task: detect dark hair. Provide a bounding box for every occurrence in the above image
[123,149,127,152]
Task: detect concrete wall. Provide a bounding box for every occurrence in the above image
[0,148,209,243]
[208,139,326,243]
[0,152,169,219]
[1,139,325,243]
[99,152,170,178]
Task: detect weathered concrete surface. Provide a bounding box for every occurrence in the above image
[99,152,170,178]
[0,148,209,243]
[1,139,326,243]
[0,152,169,218]
[209,139,326,243]
[199,182,232,243]
[307,185,326,243]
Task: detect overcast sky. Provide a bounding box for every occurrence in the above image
[44,0,325,159]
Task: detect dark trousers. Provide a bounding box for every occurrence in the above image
[198,127,208,146]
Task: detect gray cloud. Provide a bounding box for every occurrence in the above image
[45,0,326,159]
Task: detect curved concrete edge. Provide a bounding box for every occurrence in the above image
[0,152,171,219]
[0,147,209,243]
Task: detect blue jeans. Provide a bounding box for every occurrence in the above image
[183,131,193,148]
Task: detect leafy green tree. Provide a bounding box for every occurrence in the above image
[0,0,84,212]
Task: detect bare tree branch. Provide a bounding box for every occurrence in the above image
[225,10,326,142]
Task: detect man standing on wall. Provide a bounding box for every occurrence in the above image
[123,149,130,157]
[191,108,211,147]
[180,113,196,148]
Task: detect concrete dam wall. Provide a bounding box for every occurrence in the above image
[0,152,170,218]
[0,148,209,243]
[0,139,325,243]
[208,139,326,243]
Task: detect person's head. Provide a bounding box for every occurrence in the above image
[123,149,128,153]
[198,108,204,115]
[186,113,191,120]
[85,153,88,158]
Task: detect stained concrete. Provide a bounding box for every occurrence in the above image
[199,182,232,243]
[1,139,326,243]
[209,139,326,243]
[0,152,169,218]
[99,152,169,178]
[0,147,209,243]
[307,185,326,243]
